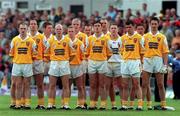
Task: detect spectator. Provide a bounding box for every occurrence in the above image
[141,3,149,18]
[105,5,117,21]
[172,50,180,99]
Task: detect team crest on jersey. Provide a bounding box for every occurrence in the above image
[73,44,77,49]
[36,39,40,44]
[26,41,30,46]
[134,38,137,43]
[63,42,66,47]
[79,37,82,41]
[157,37,161,42]
[101,40,105,45]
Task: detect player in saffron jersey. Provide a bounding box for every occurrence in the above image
[120,20,144,111]
[84,24,92,37]
[29,20,45,109]
[45,24,72,110]
[87,20,109,110]
[72,18,88,108]
[68,26,86,109]
[9,23,36,109]
[142,17,169,110]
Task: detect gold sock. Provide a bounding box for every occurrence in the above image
[64,98,70,106]
[129,101,134,107]
[147,101,152,107]
[11,98,16,105]
[161,101,166,107]
[25,99,30,106]
[38,98,44,106]
[100,100,107,108]
[77,99,80,106]
[21,98,25,106]
[90,101,95,107]
[16,99,21,107]
[122,100,128,107]
[48,98,54,106]
[111,101,116,107]
[61,98,64,106]
[138,99,143,107]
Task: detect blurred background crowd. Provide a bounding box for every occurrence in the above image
[0,1,179,99]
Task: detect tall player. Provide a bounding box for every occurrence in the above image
[68,26,86,109]
[45,24,72,110]
[42,22,53,95]
[87,20,109,110]
[9,23,36,109]
[106,23,123,110]
[101,18,117,109]
[142,17,169,110]
[29,20,45,109]
[72,18,88,107]
[120,20,144,110]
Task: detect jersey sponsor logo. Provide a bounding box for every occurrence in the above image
[125,44,135,51]
[148,42,158,49]
[112,48,119,54]
[92,46,103,53]
[18,47,28,54]
[54,49,65,55]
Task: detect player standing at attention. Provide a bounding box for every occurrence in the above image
[68,26,86,109]
[29,20,45,109]
[84,24,92,37]
[106,23,123,110]
[101,18,117,109]
[42,22,53,95]
[87,20,109,110]
[45,24,72,110]
[72,18,88,108]
[142,17,169,110]
[9,23,36,109]
[120,20,144,111]
[128,23,149,109]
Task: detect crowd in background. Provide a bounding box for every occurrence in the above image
[0,3,179,96]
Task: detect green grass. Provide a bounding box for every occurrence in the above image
[0,95,179,116]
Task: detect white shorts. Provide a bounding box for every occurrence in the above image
[143,56,164,73]
[48,61,70,77]
[33,60,44,75]
[106,62,121,77]
[43,75,49,84]
[70,64,83,79]
[12,63,33,77]
[88,60,108,74]
[44,62,50,76]
[82,60,88,74]
[121,59,141,78]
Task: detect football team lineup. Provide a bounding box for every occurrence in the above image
[8,17,174,112]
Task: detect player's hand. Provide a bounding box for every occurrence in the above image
[160,65,168,74]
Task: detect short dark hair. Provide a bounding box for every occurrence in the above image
[43,22,52,29]
[93,20,101,25]
[150,17,159,23]
[125,20,134,26]
[136,23,144,28]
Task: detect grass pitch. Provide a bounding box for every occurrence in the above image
[0,95,179,116]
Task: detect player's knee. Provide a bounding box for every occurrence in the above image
[157,82,164,90]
